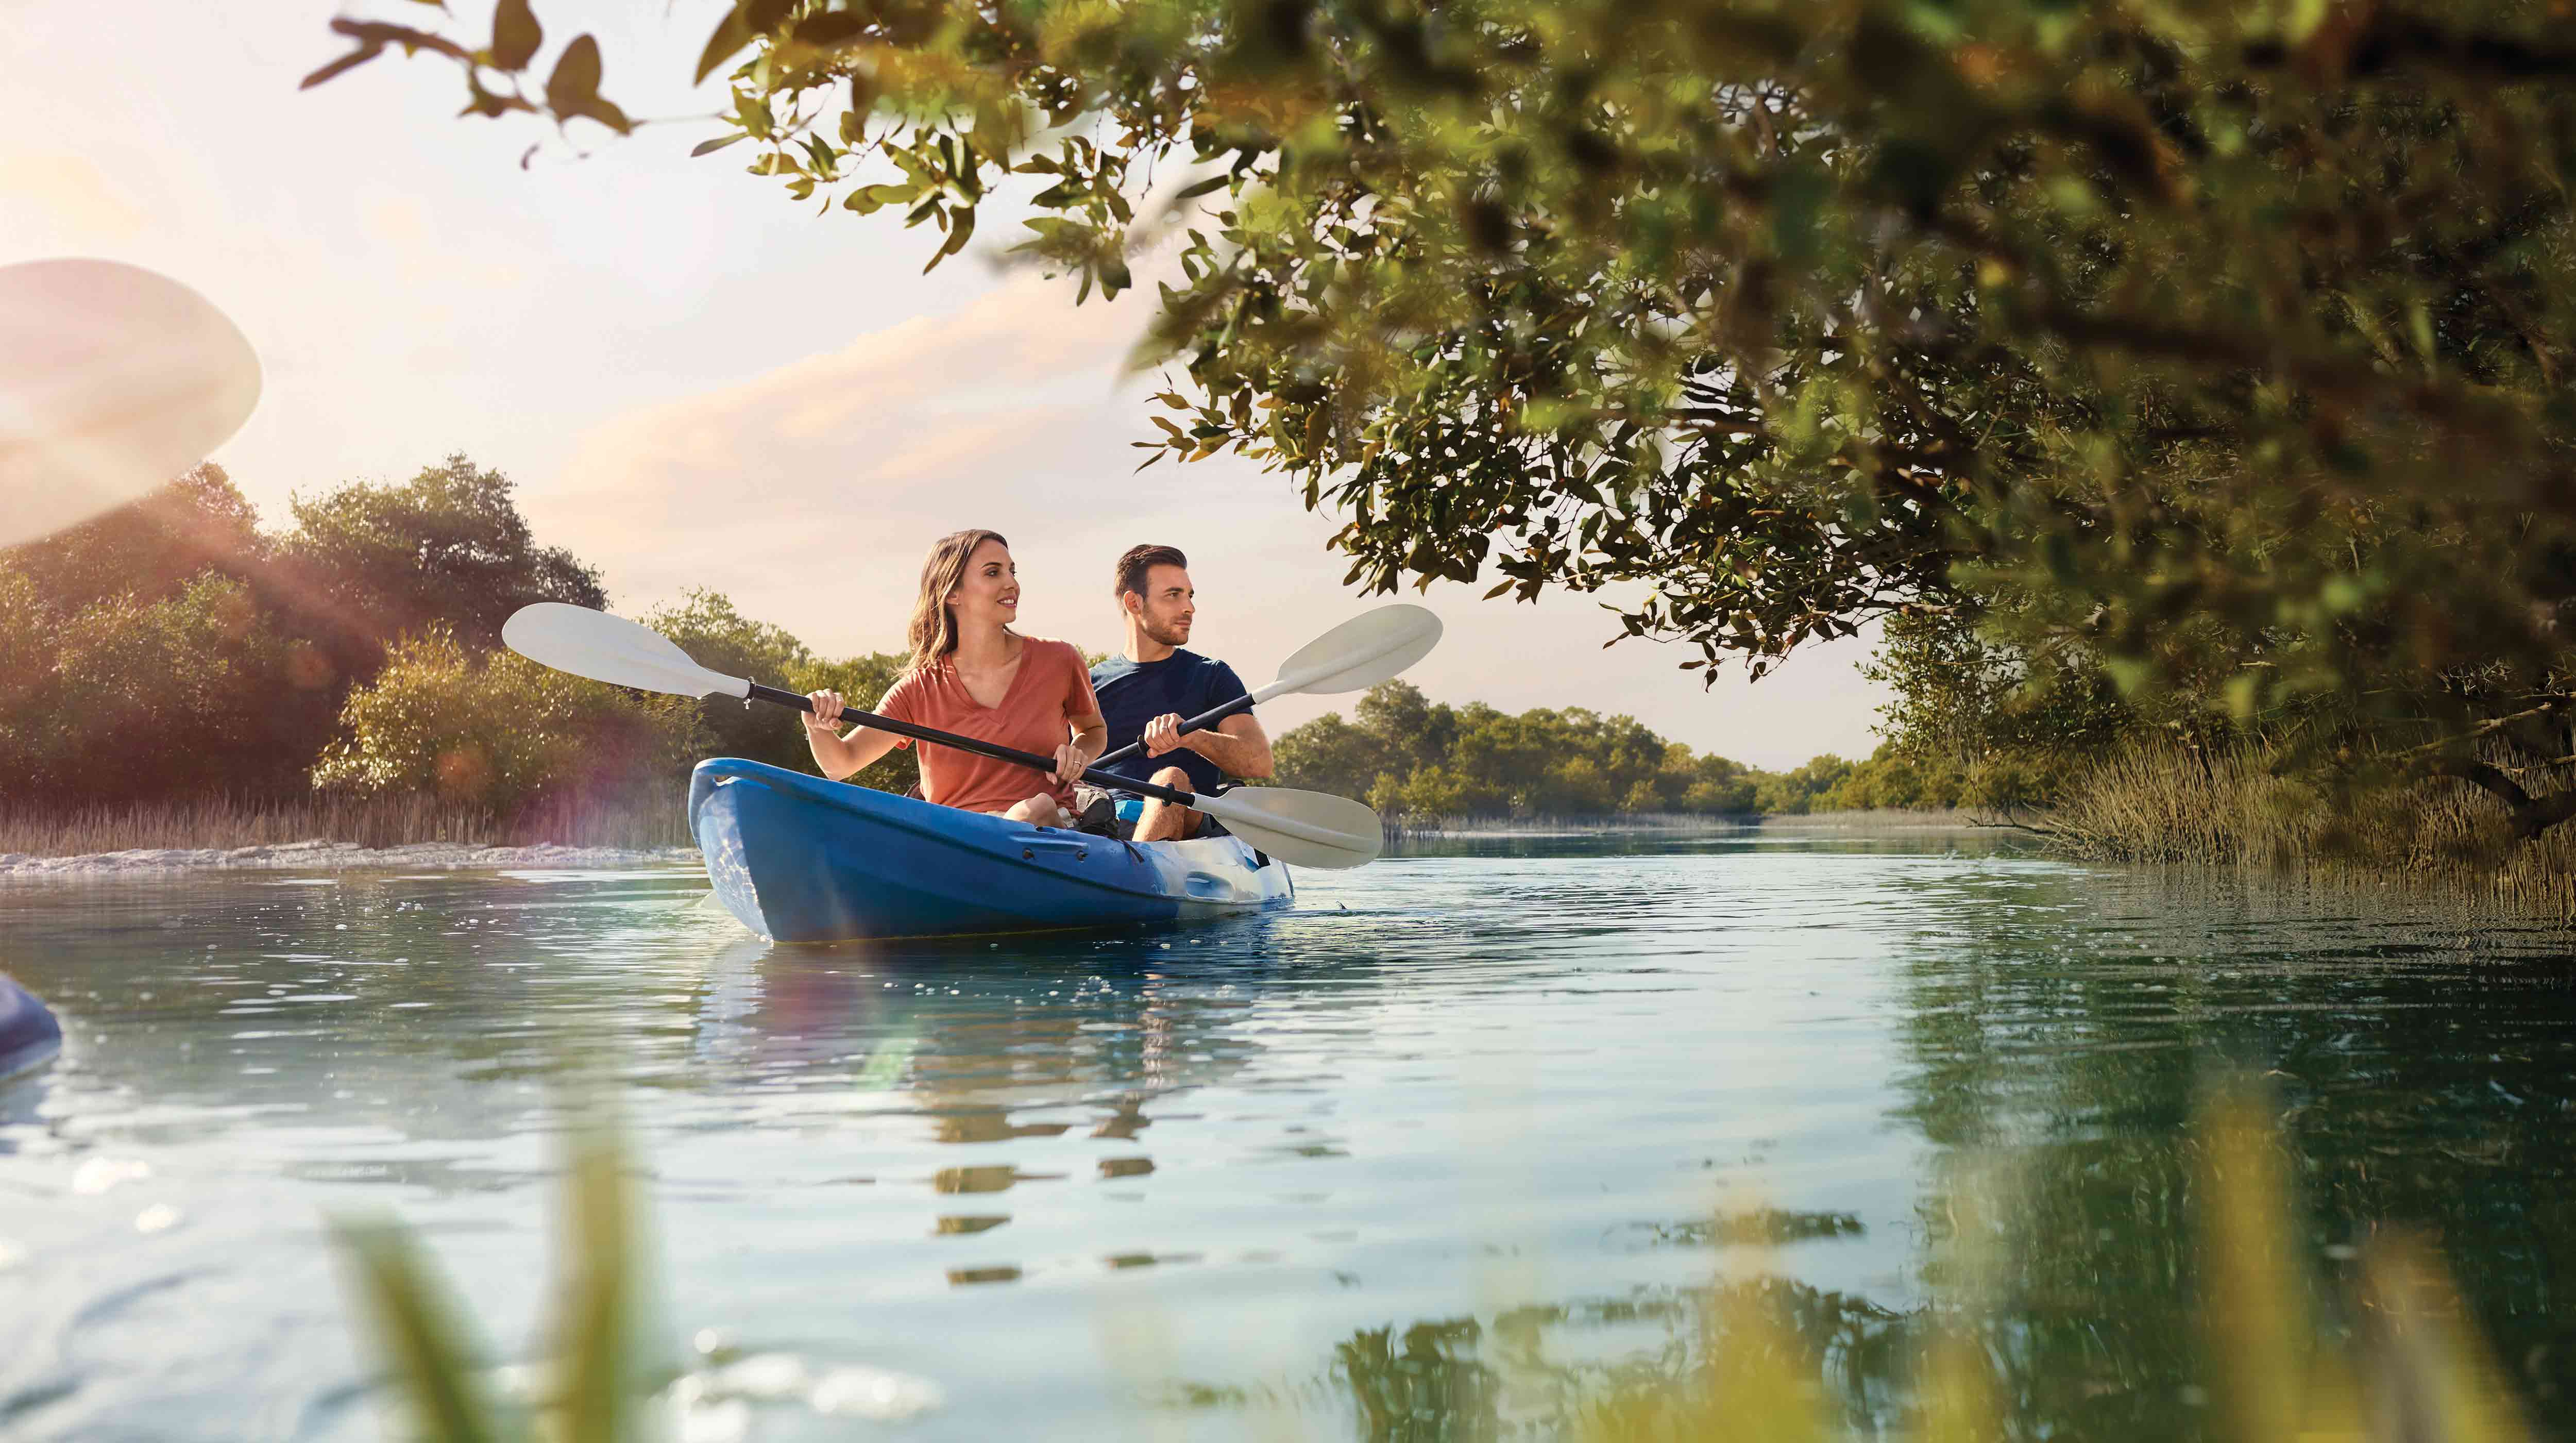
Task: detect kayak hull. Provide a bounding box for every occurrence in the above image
[0,975,62,1080]
[687,758,1294,943]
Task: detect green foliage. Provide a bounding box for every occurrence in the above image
[1863,609,2141,810]
[642,588,816,773]
[1753,756,1855,817]
[1279,681,1757,819]
[638,586,924,796]
[1,461,928,825]
[0,569,332,802]
[312,629,702,819]
[3,463,265,615]
[320,0,2576,837]
[282,452,605,667]
[334,1119,652,1443]
[1,458,630,808]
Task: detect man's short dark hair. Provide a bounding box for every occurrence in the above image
[1114,544,1188,601]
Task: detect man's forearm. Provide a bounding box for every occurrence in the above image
[1184,724,1273,779]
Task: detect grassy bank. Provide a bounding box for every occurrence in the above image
[1390,810,1754,837]
[2040,742,2576,915]
[0,787,690,857]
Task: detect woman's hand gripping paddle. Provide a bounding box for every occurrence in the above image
[502,603,1385,869]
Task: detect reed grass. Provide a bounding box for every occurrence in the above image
[339,1082,2538,1443]
[0,785,692,857]
[2044,742,2576,915]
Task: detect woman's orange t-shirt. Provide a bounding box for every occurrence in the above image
[875,637,1100,814]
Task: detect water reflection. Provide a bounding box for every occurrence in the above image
[1880,864,2576,1435]
[6,849,2576,1440]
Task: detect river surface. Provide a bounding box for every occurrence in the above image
[3,834,2573,1440]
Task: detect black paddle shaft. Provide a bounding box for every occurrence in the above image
[1089,692,1259,773]
[746,682,1201,809]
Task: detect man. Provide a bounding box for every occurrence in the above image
[1081,544,1274,841]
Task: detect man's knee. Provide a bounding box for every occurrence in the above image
[1140,768,1202,840]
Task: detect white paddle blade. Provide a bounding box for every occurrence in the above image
[1197,786,1384,869]
[1271,604,1442,696]
[0,259,262,546]
[502,603,751,699]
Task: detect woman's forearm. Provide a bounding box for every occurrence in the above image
[806,724,858,780]
[808,722,902,780]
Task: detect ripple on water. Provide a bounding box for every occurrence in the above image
[0,843,2572,1440]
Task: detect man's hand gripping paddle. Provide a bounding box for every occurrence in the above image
[1089,603,1444,774]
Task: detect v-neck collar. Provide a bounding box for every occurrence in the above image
[952,636,1031,712]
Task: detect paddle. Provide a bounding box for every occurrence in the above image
[0,258,262,546]
[1090,603,1442,774]
[501,603,1384,869]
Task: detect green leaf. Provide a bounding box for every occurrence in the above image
[551,1126,640,1443]
[544,35,630,133]
[1172,174,1230,202]
[738,91,773,139]
[330,1215,517,1443]
[690,132,747,157]
[842,182,916,214]
[793,11,869,47]
[925,204,976,271]
[490,0,542,72]
[693,5,754,84]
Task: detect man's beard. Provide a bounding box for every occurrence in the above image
[1142,615,1191,648]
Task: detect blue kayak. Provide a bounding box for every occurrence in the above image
[1,974,62,1079]
[688,758,1294,943]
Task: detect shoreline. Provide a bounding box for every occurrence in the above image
[1395,808,2009,838]
[0,839,703,879]
[2,811,2021,875]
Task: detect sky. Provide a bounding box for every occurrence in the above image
[0,1,1890,767]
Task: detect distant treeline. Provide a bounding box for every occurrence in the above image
[0,459,916,830]
[3,461,1943,835]
[1271,682,1955,821]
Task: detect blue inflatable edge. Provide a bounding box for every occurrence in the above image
[0,975,63,1080]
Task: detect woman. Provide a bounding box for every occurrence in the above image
[803,529,1106,829]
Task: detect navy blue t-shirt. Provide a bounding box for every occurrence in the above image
[1089,649,1251,796]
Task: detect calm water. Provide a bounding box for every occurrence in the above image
[3,836,2573,1440]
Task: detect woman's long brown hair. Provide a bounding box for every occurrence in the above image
[905,528,1010,676]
